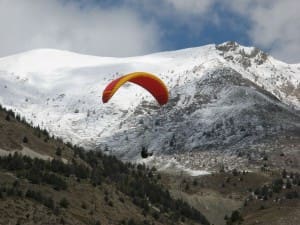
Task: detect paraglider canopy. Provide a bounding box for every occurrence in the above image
[102,72,168,105]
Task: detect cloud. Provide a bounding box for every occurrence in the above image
[226,0,300,63]
[127,0,300,63]
[162,0,214,15]
[0,0,160,57]
[0,0,298,63]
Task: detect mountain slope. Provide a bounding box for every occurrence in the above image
[117,66,299,153]
[0,105,210,225]
[0,42,299,170]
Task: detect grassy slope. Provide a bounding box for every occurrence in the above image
[161,170,300,225]
[1,106,299,225]
[0,172,147,225]
[0,108,147,225]
[0,107,209,225]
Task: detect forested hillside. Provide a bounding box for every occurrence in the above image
[0,104,209,225]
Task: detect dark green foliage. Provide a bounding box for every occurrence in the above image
[0,153,93,191]
[152,211,160,220]
[60,217,65,224]
[72,149,210,225]
[0,151,209,224]
[26,189,54,210]
[286,179,292,189]
[259,205,265,210]
[285,191,299,199]
[108,200,114,207]
[5,153,25,170]
[282,169,287,178]
[226,210,243,225]
[41,172,68,190]
[81,202,87,209]
[224,215,229,221]
[292,173,300,185]
[261,185,270,200]
[0,105,51,138]
[272,178,283,193]
[250,170,300,209]
[56,147,62,156]
[13,180,20,188]
[54,207,61,216]
[232,169,239,176]
[185,183,190,191]
[59,197,69,208]
[0,104,210,225]
[119,197,125,203]
[192,179,198,186]
[5,114,10,121]
[23,136,28,143]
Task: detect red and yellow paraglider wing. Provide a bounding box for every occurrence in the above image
[102,72,168,105]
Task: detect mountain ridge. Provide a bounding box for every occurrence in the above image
[0,41,299,171]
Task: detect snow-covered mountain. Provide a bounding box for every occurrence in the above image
[0,42,299,170]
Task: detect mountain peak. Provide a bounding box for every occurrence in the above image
[0,48,107,76]
[0,42,299,167]
[216,41,268,67]
[216,41,240,51]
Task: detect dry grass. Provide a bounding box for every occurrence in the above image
[0,108,202,225]
[160,170,300,225]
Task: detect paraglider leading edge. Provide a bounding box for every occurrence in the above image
[102,72,169,105]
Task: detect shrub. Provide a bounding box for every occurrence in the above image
[23,136,28,143]
[59,197,69,208]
